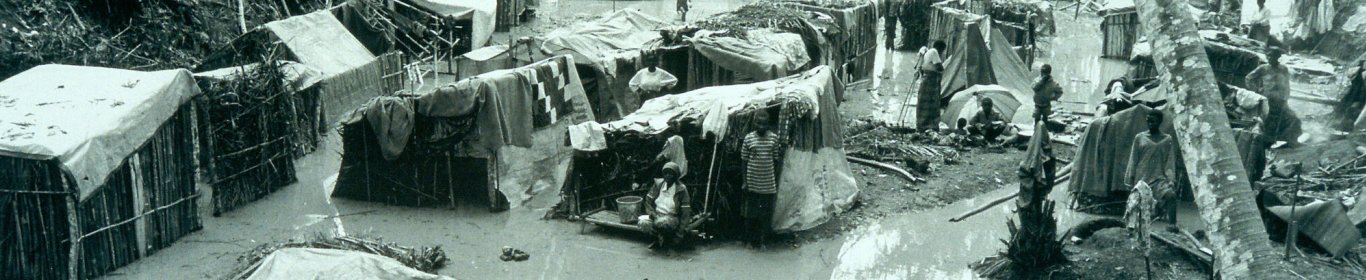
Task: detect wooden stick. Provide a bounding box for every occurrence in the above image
[846,155,924,183]
[948,191,1019,222]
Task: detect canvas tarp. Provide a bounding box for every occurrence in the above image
[407,0,496,49]
[264,10,377,77]
[0,65,201,200]
[193,61,326,91]
[245,248,453,280]
[361,55,595,208]
[939,22,1036,101]
[539,9,672,67]
[1069,105,1173,197]
[689,29,813,81]
[604,66,857,233]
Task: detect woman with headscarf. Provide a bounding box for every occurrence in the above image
[641,162,692,250]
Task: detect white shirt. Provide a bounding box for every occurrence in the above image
[920,47,943,71]
[654,180,679,217]
[628,68,679,93]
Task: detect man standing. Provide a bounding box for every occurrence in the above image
[628,59,679,102]
[741,111,779,249]
[1245,47,1302,143]
[915,41,947,131]
[882,0,899,50]
[1032,64,1063,121]
[677,0,691,22]
[1124,110,1178,223]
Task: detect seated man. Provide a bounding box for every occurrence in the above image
[640,163,692,249]
[967,98,1008,142]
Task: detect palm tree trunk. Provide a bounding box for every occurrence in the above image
[1133,0,1290,278]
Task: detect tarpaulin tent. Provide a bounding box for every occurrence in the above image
[939,20,1036,102]
[0,65,202,280]
[571,66,855,234]
[196,10,405,129]
[688,2,839,95]
[449,40,537,81]
[689,29,813,83]
[404,0,496,50]
[538,9,673,122]
[335,55,594,210]
[243,248,454,280]
[933,0,1046,63]
[940,84,1036,128]
[780,0,880,82]
[193,61,328,215]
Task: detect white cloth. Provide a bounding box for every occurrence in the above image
[655,181,679,217]
[701,100,731,139]
[628,68,679,93]
[567,122,607,152]
[1230,88,1269,119]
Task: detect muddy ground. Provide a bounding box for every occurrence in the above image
[61,0,1366,279]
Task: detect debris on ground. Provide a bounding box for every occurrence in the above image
[232,234,449,279]
[844,126,963,174]
[500,246,530,262]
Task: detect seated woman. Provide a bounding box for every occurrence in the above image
[640,162,692,249]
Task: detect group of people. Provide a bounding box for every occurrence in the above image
[911,40,1062,143]
[637,111,781,251]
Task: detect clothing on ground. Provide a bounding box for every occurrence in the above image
[628,68,679,94]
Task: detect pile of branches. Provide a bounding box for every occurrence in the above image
[0,0,329,80]
[845,126,961,173]
[1259,154,1366,202]
[696,2,813,39]
[231,235,449,279]
[781,0,866,9]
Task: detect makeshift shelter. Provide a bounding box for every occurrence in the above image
[689,2,838,94]
[197,10,405,129]
[1129,31,1266,88]
[568,66,856,235]
[932,0,1046,63]
[193,61,327,215]
[538,9,673,121]
[242,248,453,280]
[400,0,496,52]
[1098,0,1140,59]
[0,65,202,280]
[940,84,1036,128]
[780,0,880,82]
[334,55,594,210]
[448,40,537,81]
[938,21,1036,103]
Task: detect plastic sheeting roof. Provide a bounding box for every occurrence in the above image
[940,22,1035,101]
[407,0,497,48]
[0,65,201,200]
[245,248,454,280]
[265,10,377,76]
[539,9,672,66]
[690,29,813,81]
[604,66,834,135]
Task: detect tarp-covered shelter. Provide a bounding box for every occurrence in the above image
[243,248,454,280]
[193,61,327,214]
[569,66,856,235]
[931,0,1047,63]
[1098,0,1140,59]
[196,10,405,129]
[939,20,1036,102]
[687,2,839,95]
[402,0,496,51]
[1129,31,1267,88]
[780,0,880,82]
[0,65,202,279]
[449,40,537,81]
[335,55,594,210]
[538,9,674,122]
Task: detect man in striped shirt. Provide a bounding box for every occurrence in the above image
[741,110,779,248]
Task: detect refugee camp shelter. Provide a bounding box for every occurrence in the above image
[938,20,1036,103]
[196,10,405,129]
[0,65,202,280]
[1098,0,1139,59]
[538,9,674,122]
[449,40,537,81]
[686,2,837,95]
[1128,31,1267,88]
[931,0,1046,64]
[399,0,497,54]
[780,0,879,82]
[334,55,594,210]
[570,66,856,235]
[193,62,327,215]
